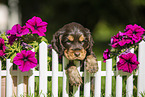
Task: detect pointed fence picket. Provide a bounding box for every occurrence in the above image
[137,41,145,97]
[62,56,69,97]
[94,61,101,97]
[28,48,35,97]
[28,68,35,97]
[39,41,48,97]
[116,56,123,97]
[52,49,58,97]
[84,61,91,97]
[105,59,112,97]
[126,48,134,97]
[0,41,145,97]
[6,59,13,97]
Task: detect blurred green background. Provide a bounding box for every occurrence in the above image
[1,0,145,61]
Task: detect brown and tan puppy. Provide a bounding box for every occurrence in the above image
[52,22,98,86]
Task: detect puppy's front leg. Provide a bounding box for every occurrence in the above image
[66,62,82,86]
[85,55,98,73]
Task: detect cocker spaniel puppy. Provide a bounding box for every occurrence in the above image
[51,22,98,86]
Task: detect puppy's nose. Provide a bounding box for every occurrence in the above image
[74,52,80,57]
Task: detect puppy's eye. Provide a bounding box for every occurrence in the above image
[80,40,85,43]
[66,40,72,44]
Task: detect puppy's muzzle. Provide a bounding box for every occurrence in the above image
[64,48,86,60]
[72,48,82,57]
[74,51,80,57]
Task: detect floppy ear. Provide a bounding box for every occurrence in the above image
[51,30,65,55]
[85,28,95,55]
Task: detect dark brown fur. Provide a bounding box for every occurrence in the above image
[51,22,98,86]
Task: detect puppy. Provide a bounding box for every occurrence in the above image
[51,22,98,86]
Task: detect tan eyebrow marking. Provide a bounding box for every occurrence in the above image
[68,35,74,41]
[79,35,85,42]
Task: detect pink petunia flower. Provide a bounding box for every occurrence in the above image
[26,16,48,36]
[7,35,17,45]
[103,49,110,63]
[117,53,139,73]
[13,50,37,72]
[7,24,30,37]
[111,31,133,48]
[118,36,133,46]
[111,32,123,48]
[0,38,6,57]
[7,24,30,45]
[124,24,145,43]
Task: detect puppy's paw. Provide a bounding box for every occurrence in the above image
[66,66,82,86]
[85,55,98,73]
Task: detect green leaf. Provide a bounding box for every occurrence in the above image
[10,52,16,63]
[40,36,48,43]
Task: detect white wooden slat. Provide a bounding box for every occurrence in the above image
[39,41,48,97]
[126,74,133,97]
[3,69,134,77]
[17,69,24,96]
[105,59,112,97]
[3,69,128,77]
[126,48,134,97]
[137,41,145,97]
[0,60,1,97]
[84,61,90,97]
[28,48,35,97]
[116,57,122,97]
[6,59,13,97]
[52,49,58,97]
[62,56,69,97]
[95,61,101,97]
[28,68,35,97]
[73,61,80,97]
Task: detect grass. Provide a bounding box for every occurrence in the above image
[14,91,145,97]
[140,92,145,97]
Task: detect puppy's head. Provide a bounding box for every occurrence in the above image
[51,22,94,60]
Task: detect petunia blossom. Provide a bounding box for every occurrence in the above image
[0,38,6,57]
[103,49,110,63]
[117,53,139,73]
[111,32,123,48]
[13,50,37,72]
[48,44,52,49]
[118,36,133,46]
[111,31,133,48]
[7,35,17,45]
[7,24,30,45]
[124,24,145,43]
[26,16,48,36]
[7,24,30,37]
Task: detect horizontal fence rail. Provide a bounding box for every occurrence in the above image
[0,41,145,97]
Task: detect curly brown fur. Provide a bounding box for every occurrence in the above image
[51,22,98,87]
[66,65,82,86]
[85,55,98,73]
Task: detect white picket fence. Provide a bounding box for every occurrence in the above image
[0,41,145,97]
